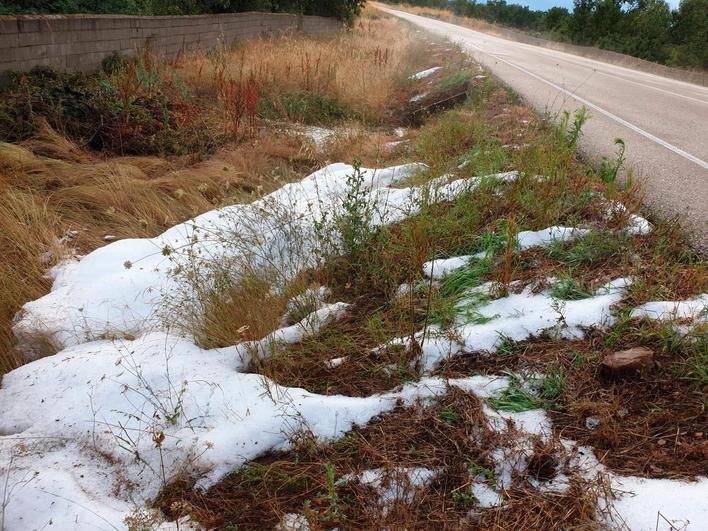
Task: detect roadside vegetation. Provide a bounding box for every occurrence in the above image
[0,8,423,370]
[0,6,705,530]
[0,0,366,23]
[384,0,708,71]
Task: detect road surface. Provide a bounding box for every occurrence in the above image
[381,6,708,252]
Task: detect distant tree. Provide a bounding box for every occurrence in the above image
[543,6,571,32]
[671,0,708,69]
[623,0,671,62]
[377,0,705,70]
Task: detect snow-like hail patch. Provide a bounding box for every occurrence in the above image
[423,254,480,279]
[348,467,440,508]
[604,200,652,236]
[422,225,588,280]
[516,226,588,250]
[608,476,708,531]
[388,277,631,373]
[300,125,336,149]
[0,330,475,530]
[14,163,493,355]
[630,294,707,322]
[409,66,442,80]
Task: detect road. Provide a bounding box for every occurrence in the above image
[381,6,708,252]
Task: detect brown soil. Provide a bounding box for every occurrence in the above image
[439,333,708,479]
[156,389,602,530]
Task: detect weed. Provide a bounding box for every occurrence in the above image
[559,107,590,149]
[258,91,348,124]
[549,274,593,300]
[539,363,566,403]
[467,460,496,485]
[488,384,538,413]
[547,229,626,268]
[497,333,523,356]
[451,487,476,508]
[439,70,472,92]
[439,407,461,425]
[598,138,626,184]
[316,463,346,523]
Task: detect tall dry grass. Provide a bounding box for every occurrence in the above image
[174,7,421,122]
[0,124,323,372]
[0,9,428,373]
[380,2,500,35]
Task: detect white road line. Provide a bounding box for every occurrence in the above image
[526,52,708,105]
[464,43,708,170]
[443,35,708,171]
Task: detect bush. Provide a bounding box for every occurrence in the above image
[0,64,218,156]
[0,0,367,24]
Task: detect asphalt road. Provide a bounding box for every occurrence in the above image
[381,6,708,252]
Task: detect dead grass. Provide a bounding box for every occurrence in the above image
[174,5,425,124]
[439,327,708,479]
[0,7,450,372]
[382,2,515,37]
[157,388,607,530]
[0,125,335,371]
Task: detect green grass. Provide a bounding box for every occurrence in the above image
[549,274,593,300]
[438,70,472,92]
[487,383,538,413]
[547,229,626,268]
[258,90,348,125]
[414,110,487,171]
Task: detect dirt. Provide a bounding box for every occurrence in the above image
[156,388,603,530]
[439,333,708,479]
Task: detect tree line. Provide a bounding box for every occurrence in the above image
[385,0,707,70]
[0,0,365,24]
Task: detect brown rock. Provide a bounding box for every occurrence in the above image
[601,347,655,373]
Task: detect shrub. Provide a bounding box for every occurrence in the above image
[0,63,218,156]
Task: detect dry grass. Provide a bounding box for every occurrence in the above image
[381,2,505,36]
[0,125,334,372]
[174,6,424,124]
[0,8,445,372]
[157,389,608,530]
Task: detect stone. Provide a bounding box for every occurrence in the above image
[601,347,654,373]
[585,416,601,430]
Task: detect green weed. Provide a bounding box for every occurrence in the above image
[487,374,539,413]
[598,138,626,184]
[559,107,590,149]
[549,275,593,300]
[547,229,626,268]
[258,90,348,124]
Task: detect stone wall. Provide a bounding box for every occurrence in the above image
[0,12,341,75]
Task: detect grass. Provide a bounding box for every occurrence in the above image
[549,274,593,300]
[2,5,707,528]
[0,6,440,372]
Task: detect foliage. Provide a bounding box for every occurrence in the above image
[598,138,626,183]
[0,0,366,23]
[0,63,218,155]
[258,91,348,124]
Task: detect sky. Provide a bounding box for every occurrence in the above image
[507,0,682,10]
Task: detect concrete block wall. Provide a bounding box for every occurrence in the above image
[0,12,342,75]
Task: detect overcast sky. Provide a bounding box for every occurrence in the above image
[512,0,682,11]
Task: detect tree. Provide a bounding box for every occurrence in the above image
[671,0,708,69]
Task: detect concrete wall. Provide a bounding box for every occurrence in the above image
[0,12,342,75]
